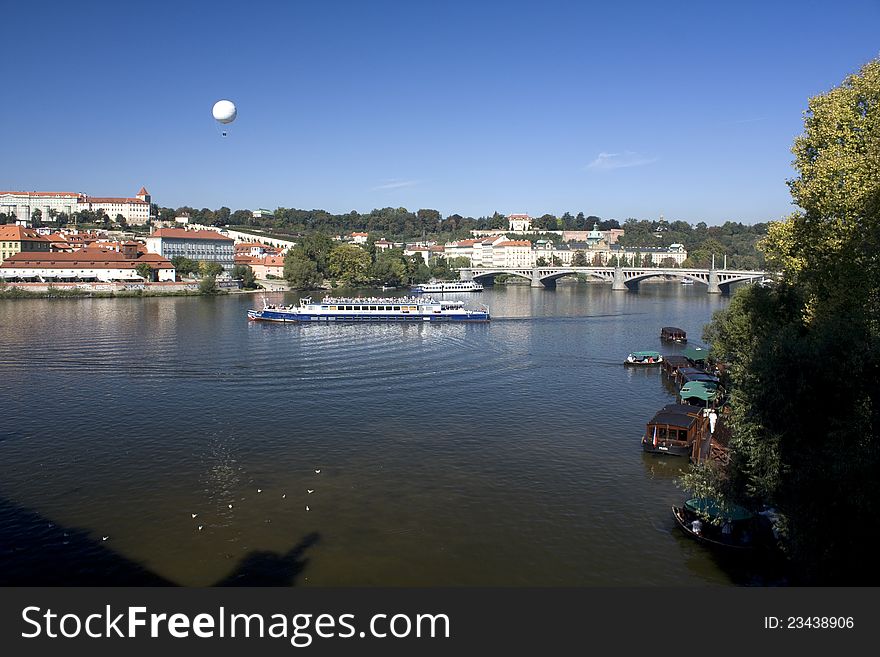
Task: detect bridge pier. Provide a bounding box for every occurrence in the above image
[612,267,629,291]
[531,270,555,288]
[707,269,721,294]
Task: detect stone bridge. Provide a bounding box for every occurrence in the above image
[458,266,770,294]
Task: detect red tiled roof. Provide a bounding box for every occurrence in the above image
[0,225,50,242]
[138,187,149,196]
[496,240,532,247]
[1,251,173,269]
[507,213,531,218]
[150,228,233,241]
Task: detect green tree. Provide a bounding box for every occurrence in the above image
[683,58,880,584]
[291,233,334,277]
[231,264,257,289]
[199,275,218,294]
[171,256,200,276]
[535,257,548,267]
[199,261,224,278]
[115,213,128,228]
[571,251,588,267]
[284,253,322,289]
[329,244,372,285]
[31,208,42,227]
[135,263,153,281]
[370,257,406,286]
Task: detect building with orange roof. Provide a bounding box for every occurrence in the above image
[0,225,51,265]
[0,249,175,282]
[146,227,235,271]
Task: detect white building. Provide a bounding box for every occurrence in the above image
[0,250,175,282]
[0,187,152,226]
[0,191,80,224]
[508,214,532,231]
[77,187,151,225]
[146,228,235,271]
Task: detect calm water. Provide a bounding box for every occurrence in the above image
[0,281,755,586]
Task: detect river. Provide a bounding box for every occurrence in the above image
[0,280,771,586]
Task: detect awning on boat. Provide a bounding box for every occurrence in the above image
[685,498,753,522]
[683,346,709,362]
[648,404,702,428]
[680,381,718,402]
[629,350,662,359]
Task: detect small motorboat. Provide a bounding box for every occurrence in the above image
[672,499,759,551]
[624,351,663,366]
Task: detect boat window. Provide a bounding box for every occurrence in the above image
[677,429,688,441]
[658,427,668,440]
[393,306,400,311]
[329,306,337,311]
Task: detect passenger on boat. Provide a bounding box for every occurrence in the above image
[691,518,703,536]
[708,409,718,434]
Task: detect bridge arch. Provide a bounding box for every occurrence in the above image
[469,269,533,284]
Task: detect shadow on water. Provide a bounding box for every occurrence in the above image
[0,497,319,586]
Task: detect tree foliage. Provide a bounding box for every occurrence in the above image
[231,264,257,289]
[689,58,880,583]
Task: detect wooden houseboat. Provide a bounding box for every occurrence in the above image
[660,326,687,343]
[641,404,708,457]
[677,367,721,387]
[662,355,691,380]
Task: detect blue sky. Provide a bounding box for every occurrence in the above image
[3,0,878,224]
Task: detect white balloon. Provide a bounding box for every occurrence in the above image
[212,100,237,124]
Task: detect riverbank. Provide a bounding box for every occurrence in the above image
[0,280,259,299]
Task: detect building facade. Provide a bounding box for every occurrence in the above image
[0,188,152,226]
[0,225,51,264]
[0,192,80,225]
[0,250,175,282]
[146,228,235,270]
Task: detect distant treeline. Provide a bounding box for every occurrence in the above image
[157,205,768,267]
[616,219,769,269]
[157,206,617,242]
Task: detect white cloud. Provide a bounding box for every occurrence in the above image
[587,151,658,170]
[372,179,419,190]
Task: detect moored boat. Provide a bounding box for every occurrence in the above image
[641,403,707,457]
[660,326,687,343]
[247,296,490,323]
[411,280,484,294]
[624,350,663,366]
[662,355,691,379]
[672,499,760,551]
